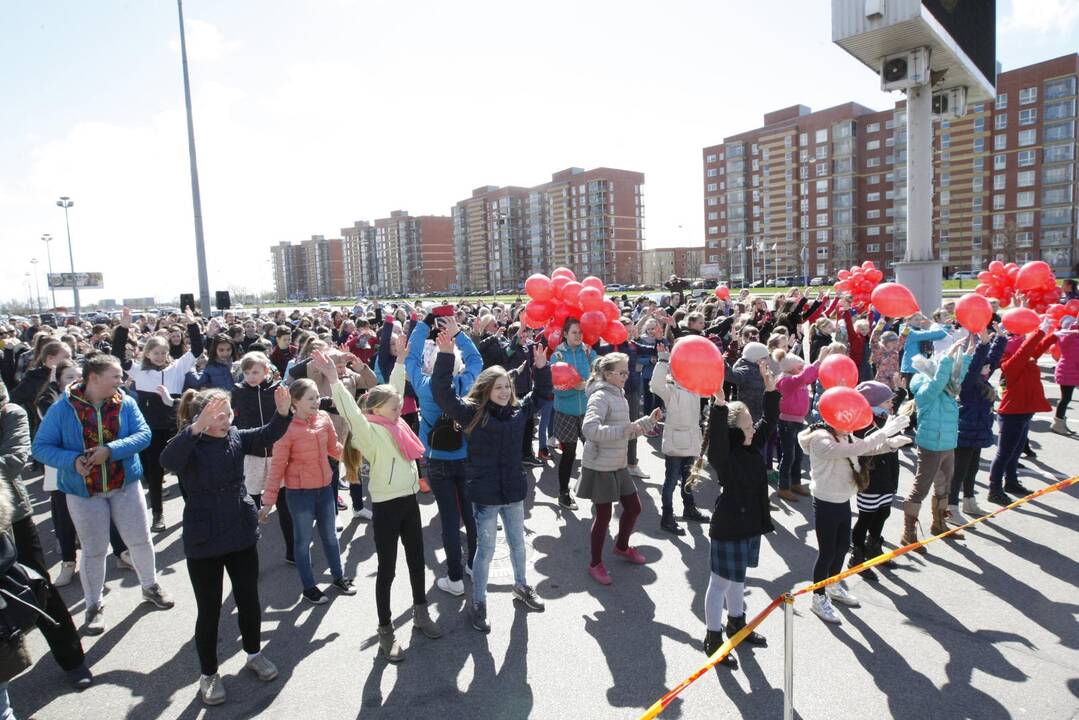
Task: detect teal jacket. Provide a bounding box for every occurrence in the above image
[551,342,596,417]
[910,354,971,451]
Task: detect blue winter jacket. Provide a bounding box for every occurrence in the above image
[32,390,151,497]
[910,354,971,451]
[551,342,596,416]
[957,335,1007,449]
[598,341,641,395]
[193,361,235,392]
[404,323,483,461]
[899,327,948,374]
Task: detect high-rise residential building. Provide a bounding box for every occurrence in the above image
[339,212,453,297]
[453,167,645,293]
[704,54,1079,284]
[270,235,345,301]
[642,246,705,286]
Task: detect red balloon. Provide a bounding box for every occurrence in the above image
[819,354,859,389]
[1016,261,1053,292]
[974,283,991,297]
[552,302,572,323]
[524,273,553,301]
[545,325,563,348]
[819,387,874,433]
[582,331,600,347]
[525,299,553,322]
[1051,344,1063,362]
[552,267,576,281]
[837,270,851,280]
[601,298,621,322]
[865,268,883,284]
[669,336,725,396]
[578,286,604,312]
[954,293,994,333]
[550,275,571,299]
[561,281,584,307]
[580,310,607,337]
[862,261,875,270]
[550,362,581,390]
[1066,299,1079,316]
[715,286,730,300]
[522,312,547,329]
[581,276,605,293]
[602,320,628,345]
[871,283,919,318]
[1048,304,1067,320]
[1001,307,1040,335]
[989,260,1005,274]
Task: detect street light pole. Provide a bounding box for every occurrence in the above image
[56,197,80,320]
[177,0,212,317]
[24,273,32,313]
[41,234,56,309]
[29,259,42,314]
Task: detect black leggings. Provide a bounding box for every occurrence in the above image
[950,445,981,504]
[558,441,578,495]
[252,491,295,561]
[372,495,427,626]
[812,498,850,594]
[1058,385,1075,419]
[851,506,890,548]
[140,427,173,517]
[187,544,262,676]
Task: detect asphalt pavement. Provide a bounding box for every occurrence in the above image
[9,363,1079,720]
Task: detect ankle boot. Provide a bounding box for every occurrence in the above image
[660,511,686,536]
[703,629,737,668]
[847,544,878,581]
[931,496,963,539]
[900,505,927,554]
[1051,416,1073,435]
[725,614,767,646]
[377,625,404,663]
[866,537,895,568]
[413,603,443,639]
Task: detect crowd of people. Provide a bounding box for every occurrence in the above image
[0,276,1076,710]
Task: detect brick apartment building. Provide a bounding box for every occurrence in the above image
[270,235,346,302]
[641,246,705,286]
[703,54,1079,284]
[453,167,645,293]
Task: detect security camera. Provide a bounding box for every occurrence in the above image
[880,47,930,91]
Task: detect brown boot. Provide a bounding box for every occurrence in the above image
[930,496,963,539]
[900,502,927,554]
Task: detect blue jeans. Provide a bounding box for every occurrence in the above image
[662,456,696,514]
[778,420,805,490]
[287,483,344,590]
[472,501,527,603]
[988,413,1033,494]
[537,398,553,450]
[427,459,477,582]
[0,682,11,720]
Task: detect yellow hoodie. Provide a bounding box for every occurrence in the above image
[329,363,420,503]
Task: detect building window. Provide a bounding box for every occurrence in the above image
[1019,108,1038,125]
[866,139,880,151]
[993,214,1005,229]
[815,128,828,144]
[1046,99,1077,121]
[866,192,880,202]
[707,168,717,178]
[973,137,985,152]
[994,114,1007,130]
[941,133,951,148]
[1017,170,1036,187]
[973,156,984,171]
[1046,121,1076,142]
[1016,211,1035,227]
[1043,207,1071,225]
[867,209,881,219]
[940,190,950,205]
[867,122,880,133]
[866,243,880,253]
[940,172,951,186]
[868,174,880,184]
[1046,143,1076,163]
[1019,87,1038,105]
[993,174,1007,191]
[994,134,1007,150]
[1043,186,1071,205]
[1017,191,1035,208]
[707,183,718,192]
[799,132,808,146]
[1018,129,1037,147]
[867,226,881,236]
[708,226,719,235]
[816,247,829,258]
[1018,150,1036,167]
[866,157,881,168]
[707,211,718,220]
[996,92,1008,108]
[706,153,717,163]
[1044,164,1073,184]
[993,194,1005,210]
[972,176,983,192]
[816,213,829,226]
[994,154,1006,170]
[1045,76,1077,99]
[815,163,828,177]
[707,197,718,206]
[974,117,985,132]
[815,145,828,160]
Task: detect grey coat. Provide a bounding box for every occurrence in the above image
[0,404,33,524]
[581,380,656,472]
[727,358,766,422]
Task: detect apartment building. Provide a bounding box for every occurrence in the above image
[703,54,1079,284]
[642,246,705,286]
[453,167,646,293]
[338,212,454,297]
[271,236,344,301]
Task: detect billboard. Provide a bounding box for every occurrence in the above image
[922,0,996,87]
[48,272,104,289]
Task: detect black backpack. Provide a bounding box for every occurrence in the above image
[0,532,55,642]
[428,414,463,452]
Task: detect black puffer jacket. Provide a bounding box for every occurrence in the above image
[432,352,552,506]
[231,379,281,457]
[706,390,779,542]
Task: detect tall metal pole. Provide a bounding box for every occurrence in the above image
[41,234,56,309]
[178,0,211,317]
[56,197,80,320]
[783,593,794,720]
[30,259,42,314]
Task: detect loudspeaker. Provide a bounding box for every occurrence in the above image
[180,293,195,312]
[215,291,231,310]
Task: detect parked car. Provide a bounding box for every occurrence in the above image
[952,271,978,280]
[809,276,829,286]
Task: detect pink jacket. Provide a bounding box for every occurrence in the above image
[264,410,342,506]
[777,362,820,423]
[1055,329,1079,386]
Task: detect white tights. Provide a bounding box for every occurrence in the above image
[704,572,745,631]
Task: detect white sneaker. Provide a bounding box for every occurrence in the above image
[352,507,373,520]
[436,576,464,597]
[811,594,842,624]
[627,465,649,479]
[825,582,860,608]
[946,505,966,527]
[54,561,76,587]
[962,497,987,517]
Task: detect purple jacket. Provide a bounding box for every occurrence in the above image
[1055,330,1079,386]
[777,362,819,423]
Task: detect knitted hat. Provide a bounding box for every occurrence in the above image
[741,342,770,364]
[780,354,805,374]
[880,330,899,344]
[856,380,893,409]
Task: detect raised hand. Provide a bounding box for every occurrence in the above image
[183,306,195,324]
[434,327,455,353]
[649,407,664,423]
[120,307,132,328]
[309,349,337,379]
[192,396,230,434]
[394,332,408,358]
[532,344,548,369]
[274,384,292,415]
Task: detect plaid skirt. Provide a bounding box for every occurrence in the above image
[709,536,761,583]
[551,410,584,446]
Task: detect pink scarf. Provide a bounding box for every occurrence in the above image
[364,414,426,461]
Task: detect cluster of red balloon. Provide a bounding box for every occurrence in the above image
[523,268,627,348]
[973,261,1021,307]
[834,261,884,310]
[550,362,583,391]
[974,260,1058,312]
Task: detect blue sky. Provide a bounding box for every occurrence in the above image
[2,0,1078,304]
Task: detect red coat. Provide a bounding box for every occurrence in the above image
[998,330,1056,415]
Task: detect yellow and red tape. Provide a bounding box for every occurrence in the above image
[638,475,1078,720]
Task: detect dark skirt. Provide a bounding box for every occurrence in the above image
[709,536,761,582]
[576,467,636,504]
[551,410,584,446]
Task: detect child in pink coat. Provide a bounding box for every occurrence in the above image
[1053,316,1079,434]
[774,347,827,501]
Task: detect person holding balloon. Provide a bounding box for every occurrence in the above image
[774,347,829,502]
[550,318,597,511]
[798,392,910,624]
[986,315,1058,506]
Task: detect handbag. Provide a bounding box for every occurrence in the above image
[429,414,463,452]
[0,532,56,642]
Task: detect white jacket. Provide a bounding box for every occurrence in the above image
[797,427,891,503]
[649,360,703,458]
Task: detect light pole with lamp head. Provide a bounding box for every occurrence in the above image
[29,259,42,314]
[56,196,80,320]
[41,234,56,309]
